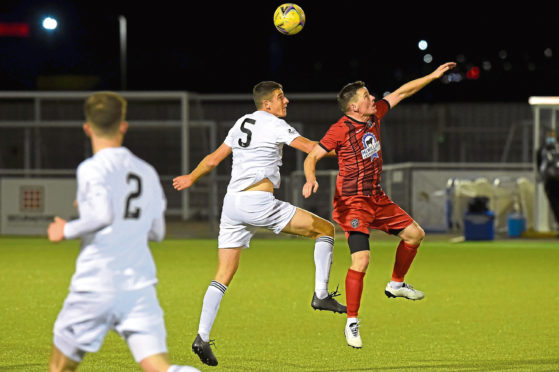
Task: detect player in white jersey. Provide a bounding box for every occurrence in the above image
[173,81,346,367]
[47,92,199,372]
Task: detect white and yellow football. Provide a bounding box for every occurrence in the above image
[273,3,305,35]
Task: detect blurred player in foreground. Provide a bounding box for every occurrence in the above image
[47,92,199,372]
[173,81,345,367]
[302,62,456,348]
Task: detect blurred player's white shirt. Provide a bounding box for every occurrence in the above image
[224,110,300,192]
[63,147,166,292]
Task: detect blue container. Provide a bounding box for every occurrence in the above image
[464,211,495,241]
[507,212,526,238]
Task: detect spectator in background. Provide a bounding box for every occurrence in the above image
[537,130,559,229]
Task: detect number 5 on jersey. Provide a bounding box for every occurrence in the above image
[238,118,256,148]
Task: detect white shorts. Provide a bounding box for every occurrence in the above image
[218,191,297,248]
[53,285,167,363]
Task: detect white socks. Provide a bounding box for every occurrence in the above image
[198,280,227,342]
[346,317,358,327]
[314,236,334,299]
[390,281,404,289]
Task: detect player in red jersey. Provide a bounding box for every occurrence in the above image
[302,62,456,348]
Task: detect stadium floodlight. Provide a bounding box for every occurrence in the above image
[42,17,58,31]
[119,15,127,90]
[418,40,428,51]
[529,97,559,106]
[37,14,126,89]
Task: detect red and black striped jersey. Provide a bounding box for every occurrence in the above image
[319,99,390,197]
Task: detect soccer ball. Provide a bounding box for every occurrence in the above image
[273,3,305,35]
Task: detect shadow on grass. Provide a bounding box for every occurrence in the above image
[225,357,559,371]
[0,364,45,371]
[308,358,559,371]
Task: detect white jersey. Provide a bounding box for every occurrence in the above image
[224,110,300,192]
[63,147,166,292]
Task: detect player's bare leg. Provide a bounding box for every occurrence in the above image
[49,346,79,372]
[349,250,370,272]
[214,247,242,286]
[281,207,333,239]
[385,221,426,300]
[193,247,242,367]
[139,353,200,372]
[139,353,171,372]
[399,221,425,247]
[282,208,346,314]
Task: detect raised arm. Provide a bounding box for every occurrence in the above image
[173,143,232,191]
[384,62,456,108]
[290,136,336,156]
[302,144,330,198]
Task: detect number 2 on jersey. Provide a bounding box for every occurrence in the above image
[124,173,142,219]
[238,118,256,148]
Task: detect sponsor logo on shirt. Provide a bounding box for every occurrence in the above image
[361,133,380,160]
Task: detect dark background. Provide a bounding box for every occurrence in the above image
[1,1,557,102]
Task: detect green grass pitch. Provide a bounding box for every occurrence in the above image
[1,235,559,371]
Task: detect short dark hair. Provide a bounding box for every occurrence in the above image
[253,81,283,109]
[337,81,366,113]
[84,92,127,134]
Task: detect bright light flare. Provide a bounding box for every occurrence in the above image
[42,17,58,30]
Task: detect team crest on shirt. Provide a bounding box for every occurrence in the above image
[351,219,359,228]
[361,132,380,160]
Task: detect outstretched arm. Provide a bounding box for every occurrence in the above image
[384,62,456,108]
[173,143,232,191]
[290,136,336,156]
[302,144,329,198]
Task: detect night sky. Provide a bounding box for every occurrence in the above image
[1,1,557,102]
